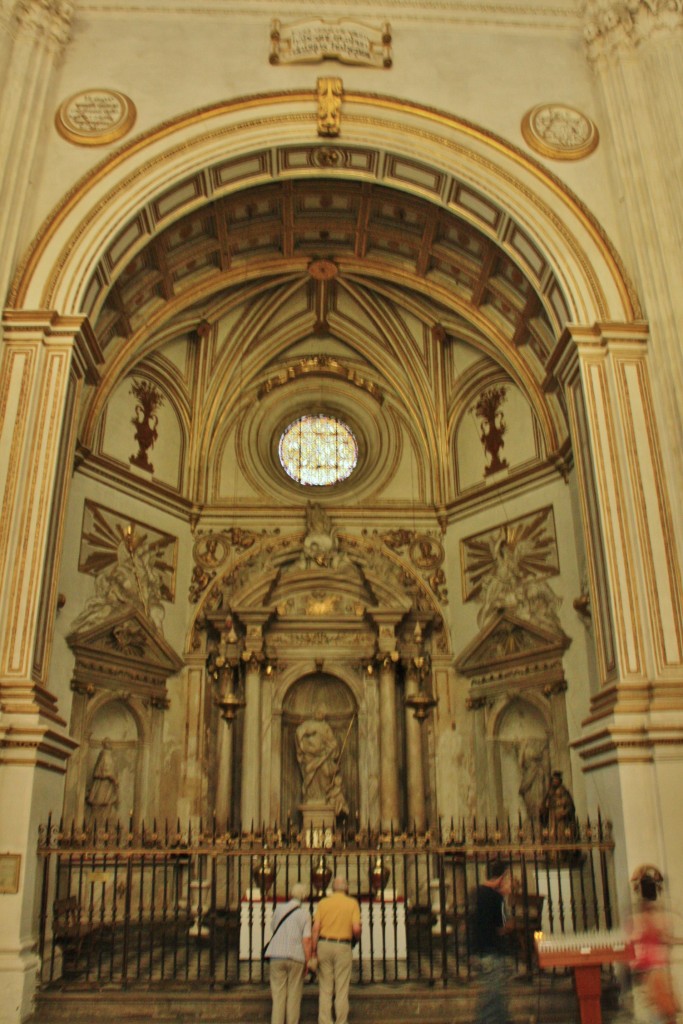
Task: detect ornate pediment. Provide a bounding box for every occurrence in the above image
[67,605,184,705]
[456,612,570,691]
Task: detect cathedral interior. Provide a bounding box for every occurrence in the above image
[1,1,682,1021]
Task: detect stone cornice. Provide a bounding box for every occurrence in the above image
[583,0,683,62]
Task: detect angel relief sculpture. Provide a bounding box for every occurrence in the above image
[476,525,562,633]
[71,523,166,634]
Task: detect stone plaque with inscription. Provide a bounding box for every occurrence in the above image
[55,89,136,146]
[270,18,392,68]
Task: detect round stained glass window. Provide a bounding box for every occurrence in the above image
[279,415,358,486]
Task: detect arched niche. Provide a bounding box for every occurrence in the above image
[281,672,358,829]
[64,607,182,826]
[457,612,572,824]
[83,699,141,825]
[494,697,550,825]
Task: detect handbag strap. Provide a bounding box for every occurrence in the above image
[263,903,300,954]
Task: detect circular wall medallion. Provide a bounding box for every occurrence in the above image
[521,103,599,161]
[55,89,136,146]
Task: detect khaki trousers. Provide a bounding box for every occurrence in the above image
[317,941,353,1024]
[269,958,305,1024]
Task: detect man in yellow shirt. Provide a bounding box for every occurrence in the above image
[311,876,361,1024]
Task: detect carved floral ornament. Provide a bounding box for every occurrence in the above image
[582,0,683,60]
[189,506,449,611]
[521,104,599,161]
[15,0,73,46]
[258,352,383,404]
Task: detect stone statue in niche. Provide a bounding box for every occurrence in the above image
[516,738,550,822]
[540,770,576,839]
[295,708,350,817]
[71,524,166,634]
[86,739,119,814]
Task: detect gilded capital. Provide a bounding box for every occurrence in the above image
[583,0,682,62]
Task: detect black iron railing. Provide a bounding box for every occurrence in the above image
[36,815,617,989]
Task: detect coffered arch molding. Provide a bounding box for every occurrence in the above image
[10,89,639,338]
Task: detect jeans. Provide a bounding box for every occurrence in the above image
[474,954,510,1024]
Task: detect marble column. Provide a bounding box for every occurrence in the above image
[404,663,427,831]
[240,654,263,830]
[378,657,401,829]
[214,714,234,828]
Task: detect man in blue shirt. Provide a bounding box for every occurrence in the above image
[265,882,313,1024]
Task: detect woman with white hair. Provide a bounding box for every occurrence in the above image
[264,881,313,1024]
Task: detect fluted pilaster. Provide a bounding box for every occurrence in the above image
[582,0,683,559]
[0,0,73,308]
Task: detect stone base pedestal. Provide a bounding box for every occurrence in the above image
[299,800,335,846]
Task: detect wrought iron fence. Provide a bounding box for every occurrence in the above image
[37,814,618,990]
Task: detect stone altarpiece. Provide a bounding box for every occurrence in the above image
[457,611,572,826]
[197,513,444,833]
[63,607,183,825]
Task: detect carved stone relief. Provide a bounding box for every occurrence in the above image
[75,502,177,634]
[461,507,561,631]
[189,526,264,603]
[364,528,448,603]
[583,0,683,60]
[521,104,599,160]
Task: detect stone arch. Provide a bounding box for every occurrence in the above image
[9,91,638,330]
